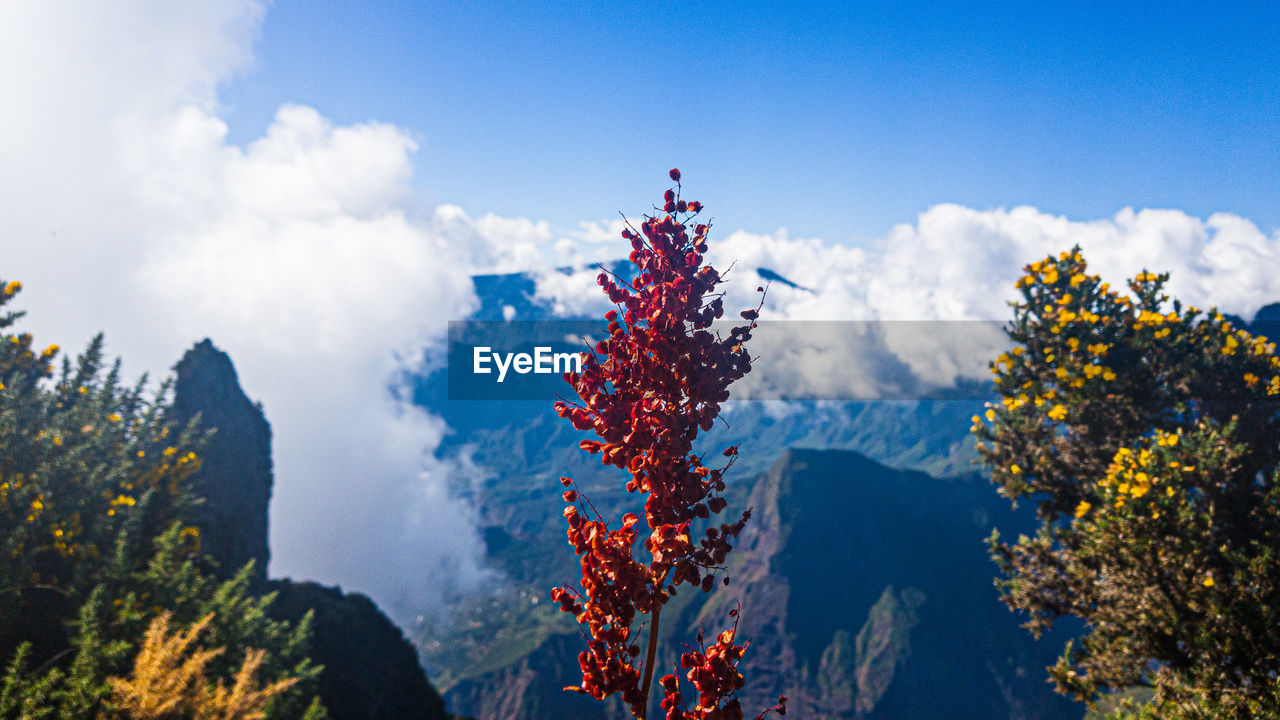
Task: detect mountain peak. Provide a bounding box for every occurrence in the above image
[171,339,273,587]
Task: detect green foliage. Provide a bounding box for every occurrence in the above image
[1,529,327,720]
[0,326,204,601]
[976,247,1280,717]
[0,280,327,719]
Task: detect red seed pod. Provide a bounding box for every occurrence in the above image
[552,172,770,720]
[669,168,681,182]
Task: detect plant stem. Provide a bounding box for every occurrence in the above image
[637,601,662,719]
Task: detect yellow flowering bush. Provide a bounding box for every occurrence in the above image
[975,248,1280,716]
[0,278,203,602]
[0,279,327,719]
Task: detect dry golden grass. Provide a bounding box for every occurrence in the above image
[109,612,298,720]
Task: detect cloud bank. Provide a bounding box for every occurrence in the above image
[0,1,544,620]
[532,205,1280,397]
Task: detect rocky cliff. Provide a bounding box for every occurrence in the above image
[171,338,273,587]
[269,580,452,720]
[172,339,455,720]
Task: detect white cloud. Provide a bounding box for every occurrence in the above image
[0,1,506,620]
[532,204,1280,398]
[701,204,1280,324]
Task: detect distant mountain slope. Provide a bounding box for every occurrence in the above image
[439,448,1078,720]
[696,448,1078,719]
[424,267,1280,719]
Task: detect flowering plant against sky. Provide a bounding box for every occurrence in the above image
[976,247,1280,716]
[550,171,784,720]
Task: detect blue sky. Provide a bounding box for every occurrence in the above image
[221,1,1279,243]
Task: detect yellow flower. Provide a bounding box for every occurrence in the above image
[1074,501,1092,518]
[1048,404,1067,421]
[1102,369,1117,381]
[1203,576,1215,587]
[1044,268,1059,284]
[1069,273,1086,288]
[1245,372,1259,387]
[3,281,21,295]
[1010,464,1022,475]
[985,409,996,421]
[107,413,123,423]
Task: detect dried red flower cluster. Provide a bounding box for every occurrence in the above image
[551,170,784,719]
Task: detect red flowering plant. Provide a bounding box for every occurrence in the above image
[551,170,786,720]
